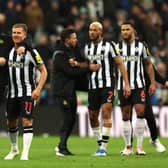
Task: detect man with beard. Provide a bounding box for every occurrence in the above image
[52,28,100,156]
[83,21,130,156]
[116,21,156,155]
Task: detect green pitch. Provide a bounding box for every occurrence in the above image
[0,136,167,168]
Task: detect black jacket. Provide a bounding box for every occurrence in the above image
[51,41,89,97]
[0,34,12,86]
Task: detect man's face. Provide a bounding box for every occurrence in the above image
[121,24,134,41]
[12,27,26,44]
[67,33,77,48]
[89,24,101,41]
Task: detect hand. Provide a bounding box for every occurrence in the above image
[165,81,168,89]
[16,46,26,55]
[31,88,41,100]
[89,63,101,72]
[149,83,156,95]
[123,83,131,98]
[69,58,78,67]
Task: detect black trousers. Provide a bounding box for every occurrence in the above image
[55,96,77,150]
[144,93,158,141]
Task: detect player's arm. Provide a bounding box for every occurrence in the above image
[114,56,131,97]
[31,64,48,100]
[143,42,156,95]
[153,65,168,89]
[144,58,156,95]
[154,65,166,85]
[69,58,101,72]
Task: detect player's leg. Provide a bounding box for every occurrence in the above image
[120,105,133,155]
[118,90,133,155]
[4,98,20,160]
[133,88,146,155]
[134,104,146,155]
[20,97,34,160]
[98,88,115,156]
[99,102,112,155]
[88,89,103,155]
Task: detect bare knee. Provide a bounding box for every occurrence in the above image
[7,119,19,128]
[22,118,33,127]
[135,104,145,117]
[121,106,131,120]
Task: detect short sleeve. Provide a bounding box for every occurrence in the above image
[110,41,120,58]
[30,49,44,67]
[142,42,151,58]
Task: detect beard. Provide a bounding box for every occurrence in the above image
[122,34,132,43]
[90,35,100,43]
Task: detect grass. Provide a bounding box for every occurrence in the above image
[0,136,167,168]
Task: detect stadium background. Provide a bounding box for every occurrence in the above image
[0,0,168,136]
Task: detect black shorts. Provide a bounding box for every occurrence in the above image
[118,88,146,106]
[6,97,35,119]
[88,87,114,110]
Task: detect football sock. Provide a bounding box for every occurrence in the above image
[122,120,132,147]
[100,127,111,150]
[22,126,33,154]
[9,127,19,151]
[92,127,101,146]
[135,118,145,147]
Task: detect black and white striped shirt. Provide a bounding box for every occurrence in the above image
[7,47,43,98]
[84,39,119,89]
[116,39,149,90]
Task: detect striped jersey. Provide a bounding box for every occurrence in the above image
[116,39,150,90]
[84,39,119,89]
[7,47,43,98]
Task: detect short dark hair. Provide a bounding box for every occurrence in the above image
[12,23,28,33]
[60,28,76,42]
[121,20,136,29]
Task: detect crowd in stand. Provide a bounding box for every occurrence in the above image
[0,0,168,105]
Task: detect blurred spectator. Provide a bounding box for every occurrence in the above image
[160,2,168,45]
[115,9,127,41]
[14,2,24,23]
[133,0,154,10]
[102,17,118,41]
[4,0,16,33]
[86,0,104,20]
[24,0,44,41]
[44,1,62,35]
[0,13,6,33]
[129,4,147,41]
[36,33,52,83]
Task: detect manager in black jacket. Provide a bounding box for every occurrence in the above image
[52,28,100,156]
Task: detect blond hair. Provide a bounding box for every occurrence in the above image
[12,23,28,33]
